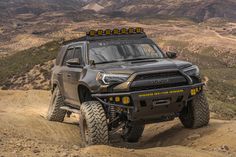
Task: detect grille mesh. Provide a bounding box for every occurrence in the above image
[133,71,181,81]
[131,71,188,91]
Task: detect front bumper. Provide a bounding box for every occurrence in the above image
[92,83,204,122]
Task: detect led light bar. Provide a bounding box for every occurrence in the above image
[86,27,144,37]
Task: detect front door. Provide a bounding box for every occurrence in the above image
[61,44,84,103]
[65,45,84,102]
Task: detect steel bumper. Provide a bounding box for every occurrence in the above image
[92,83,204,121]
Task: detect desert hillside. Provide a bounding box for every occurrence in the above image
[1,0,236,57]
[98,0,236,22]
[1,18,236,119]
[1,0,236,22]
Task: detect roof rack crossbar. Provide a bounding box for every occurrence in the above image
[86,33,147,41]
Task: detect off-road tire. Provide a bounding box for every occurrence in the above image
[179,92,210,129]
[122,124,145,143]
[79,101,109,146]
[47,87,66,122]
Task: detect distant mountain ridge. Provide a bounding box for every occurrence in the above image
[92,0,236,22]
[0,0,236,22]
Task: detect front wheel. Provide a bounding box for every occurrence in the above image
[79,101,109,146]
[179,92,210,128]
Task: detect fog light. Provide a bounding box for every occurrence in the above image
[109,97,113,102]
[122,96,130,105]
[196,88,199,92]
[191,89,196,96]
[115,96,120,102]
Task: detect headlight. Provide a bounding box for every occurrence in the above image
[97,73,130,85]
[183,65,200,76]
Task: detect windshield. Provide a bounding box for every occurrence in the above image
[89,43,164,64]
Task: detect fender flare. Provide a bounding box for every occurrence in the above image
[77,81,94,104]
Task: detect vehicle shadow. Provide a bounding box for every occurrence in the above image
[57,114,221,150]
[110,120,220,149]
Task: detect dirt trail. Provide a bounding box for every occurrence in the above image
[210,29,236,42]
[0,90,236,157]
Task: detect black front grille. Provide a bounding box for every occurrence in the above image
[130,71,188,91]
[133,71,181,81]
[130,82,187,91]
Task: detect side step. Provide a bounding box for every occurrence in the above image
[60,106,81,114]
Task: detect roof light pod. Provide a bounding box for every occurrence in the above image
[128,28,135,34]
[120,28,128,34]
[135,27,144,34]
[97,30,104,36]
[112,28,120,35]
[86,30,96,37]
[105,29,111,35]
[86,27,145,37]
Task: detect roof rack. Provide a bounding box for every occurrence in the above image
[85,33,147,41]
[87,27,144,36]
[63,27,147,45]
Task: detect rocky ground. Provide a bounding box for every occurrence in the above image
[0,90,236,157]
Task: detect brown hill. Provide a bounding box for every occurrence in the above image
[0,0,235,23]
[98,0,236,22]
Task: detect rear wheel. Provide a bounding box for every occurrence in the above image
[79,101,109,146]
[122,123,144,143]
[179,92,210,128]
[47,87,66,122]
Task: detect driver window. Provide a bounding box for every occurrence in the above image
[63,48,74,65]
[74,47,83,64]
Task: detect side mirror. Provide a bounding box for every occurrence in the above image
[166,51,177,59]
[66,58,82,67]
[89,60,95,66]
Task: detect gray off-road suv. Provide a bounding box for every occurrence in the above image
[47,28,210,146]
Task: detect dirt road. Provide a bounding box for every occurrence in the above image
[0,90,236,157]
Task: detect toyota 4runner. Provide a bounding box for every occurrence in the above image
[47,27,210,146]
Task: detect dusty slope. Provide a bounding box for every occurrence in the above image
[0,90,236,157]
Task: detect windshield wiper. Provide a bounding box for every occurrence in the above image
[122,57,160,62]
[95,58,161,64]
[95,60,122,64]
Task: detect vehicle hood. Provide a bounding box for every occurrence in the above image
[93,59,192,75]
